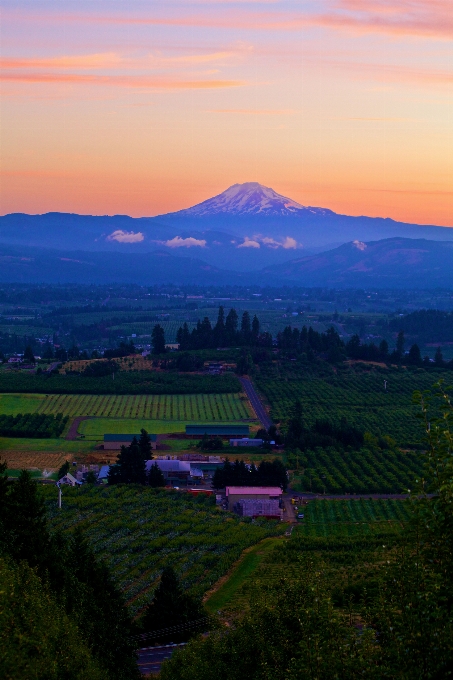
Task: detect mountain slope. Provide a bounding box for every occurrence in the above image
[262,238,453,288]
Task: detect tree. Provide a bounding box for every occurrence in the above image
[251,314,260,342]
[240,311,251,343]
[3,470,50,569]
[138,428,153,461]
[434,346,444,367]
[148,462,165,488]
[225,308,238,344]
[57,460,70,479]
[109,442,147,485]
[152,324,166,355]
[396,330,405,361]
[142,566,205,637]
[23,345,35,363]
[379,339,389,359]
[408,343,422,366]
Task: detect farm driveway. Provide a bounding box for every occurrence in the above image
[66,416,93,440]
[239,377,272,430]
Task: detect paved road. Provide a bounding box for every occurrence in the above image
[239,377,272,430]
[137,644,185,675]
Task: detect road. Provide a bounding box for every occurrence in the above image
[137,644,186,676]
[46,361,61,374]
[239,377,272,430]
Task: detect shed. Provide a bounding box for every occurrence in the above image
[229,438,263,447]
[185,425,249,439]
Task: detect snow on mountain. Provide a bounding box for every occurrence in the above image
[173,182,332,217]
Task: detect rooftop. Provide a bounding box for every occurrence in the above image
[225,486,282,496]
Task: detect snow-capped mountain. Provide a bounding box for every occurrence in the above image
[170,182,332,217]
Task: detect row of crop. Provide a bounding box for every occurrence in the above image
[292,447,423,494]
[30,392,250,421]
[43,485,283,616]
[303,499,411,525]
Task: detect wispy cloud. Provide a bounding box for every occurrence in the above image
[7,1,451,39]
[238,237,260,248]
[210,108,295,115]
[0,72,245,90]
[163,236,207,247]
[107,230,144,243]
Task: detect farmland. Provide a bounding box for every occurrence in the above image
[42,485,284,617]
[0,391,253,421]
[289,447,423,494]
[256,367,441,448]
[205,498,410,614]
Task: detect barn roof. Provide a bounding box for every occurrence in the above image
[185,425,249,436]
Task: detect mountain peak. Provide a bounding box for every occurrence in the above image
[172,182,330,217]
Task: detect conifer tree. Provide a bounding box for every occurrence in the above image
[138,428,153,461]
[148,462,165,487]
[142,566,204,634]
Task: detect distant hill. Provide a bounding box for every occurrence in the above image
[261,238,453,288]
[1,237,453,288]
[0,244,242,285]
[1,182,452,273]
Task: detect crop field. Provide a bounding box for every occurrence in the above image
[61,355,159,373]
[1,450,69,470]
[290,447,423,494]
[0,392,253,421]
[256,369,440,447]
[210,498,410,614]
[42,485,283,616]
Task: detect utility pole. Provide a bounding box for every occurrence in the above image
[384,380,387,392]
[56,482,62,509]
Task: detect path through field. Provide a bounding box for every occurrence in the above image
[66,415,92,440]
[239,377,272,430]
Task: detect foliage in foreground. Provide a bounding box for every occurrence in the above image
[0,465,139,680]
[160,382,453,680]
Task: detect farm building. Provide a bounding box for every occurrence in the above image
[57,473,81,487]
[225,486,282,511]
[145,459,195,486]
[103,434,157,450]
[185,425,249,439]
[229,438,263,447]
[235,498,282,520]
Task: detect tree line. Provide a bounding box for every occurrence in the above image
[176,307,272,351]
[0,412,68,438]
[212,459,288,491]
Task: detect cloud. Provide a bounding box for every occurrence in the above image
[164,236,207,248]
[0,72,245,90]
[210,108,295,115]
[353,240,367,250]
[107,230,144,243]
[238,237,261,248]
[260,236,300,249]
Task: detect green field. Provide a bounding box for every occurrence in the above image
[215,498,410,614]
[79,417,250,438]
[256,367,441,447]
[0,392,253,421]
[0,437,94,453]
[43,485,283,617]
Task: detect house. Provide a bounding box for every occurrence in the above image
[229,438,263,447]
[58,473,82,487]
[185,425,249,439]
[103,434,157,450]
[145,459,191,486]
[225,486,282,511]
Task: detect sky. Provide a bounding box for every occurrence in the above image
[0,0,452,226]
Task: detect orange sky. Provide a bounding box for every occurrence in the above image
[0,1,452,226]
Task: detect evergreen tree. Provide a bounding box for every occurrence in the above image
[57,460,70,479]
[240,311,251,343]
[152,324,166,354]
[138,428,153,461]
[408,343,422,365]
[142,566,204,636]
[110,443,147,484]
[251,314,260,341]
[379,339,389,359]
[3,470,49,569]
[176,322,191,350]
[225,308,238,344]
[148,462,165,487]
[434,346,444,367]
[396,330,405,361]
[23,345,35,363]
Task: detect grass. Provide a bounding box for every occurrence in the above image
[78,418,250,439]
[204,538,283,614]
[0,393,47,414]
